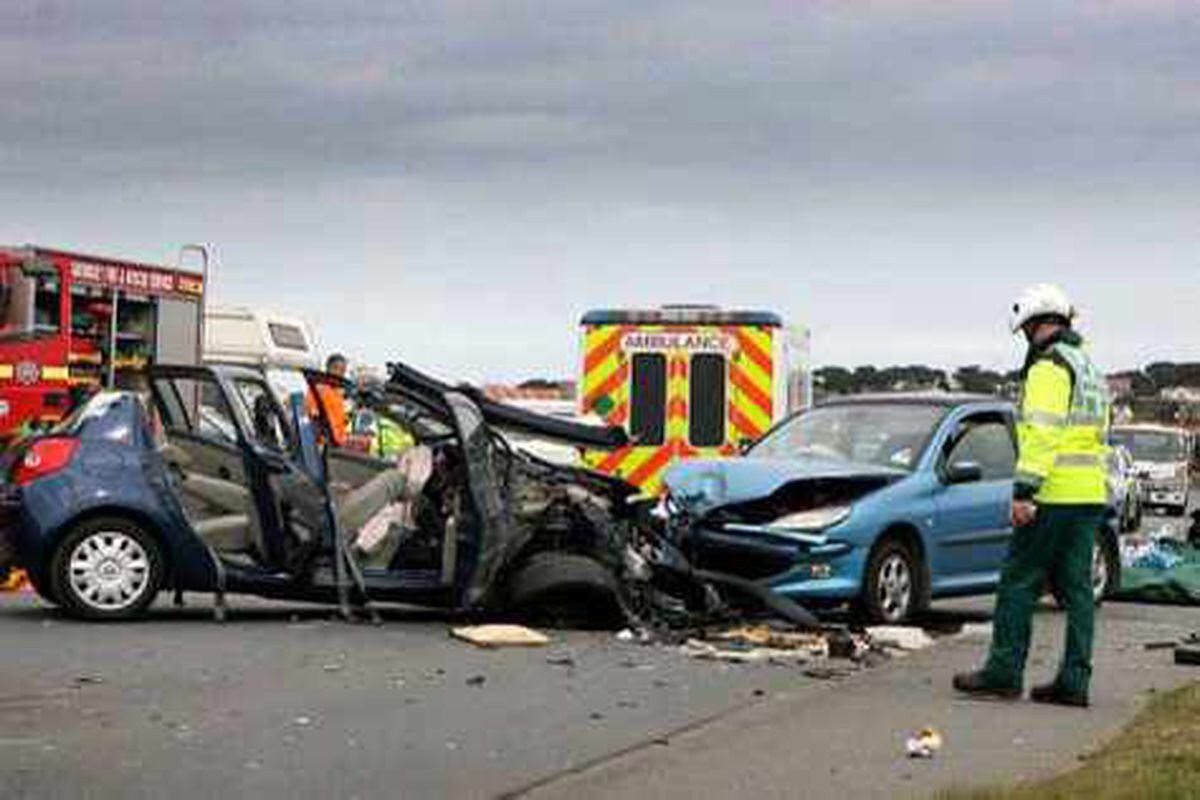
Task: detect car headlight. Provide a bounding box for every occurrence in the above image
[768,506,852,532]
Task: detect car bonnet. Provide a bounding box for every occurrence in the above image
[663,456,906,518]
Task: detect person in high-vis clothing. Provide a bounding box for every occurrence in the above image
[954,284,1110,708]
[353,407,415,460]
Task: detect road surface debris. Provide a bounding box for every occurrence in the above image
[905,727,944,759]
[451,624,550,648]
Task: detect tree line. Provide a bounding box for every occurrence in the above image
[815,362,1200,399]
[1108,363,1200,398]
[814,365,1019,397]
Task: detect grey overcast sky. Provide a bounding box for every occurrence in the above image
[2,1,1197,381]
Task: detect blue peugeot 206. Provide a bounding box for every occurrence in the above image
[661,394,1122,624]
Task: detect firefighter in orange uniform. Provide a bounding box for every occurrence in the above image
[306,353,350,446]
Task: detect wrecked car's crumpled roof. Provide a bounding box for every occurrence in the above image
[664,456,905,516]
[386,361,629,450]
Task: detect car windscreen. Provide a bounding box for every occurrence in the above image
[748,402,947,471]
[1110,430,1189,463]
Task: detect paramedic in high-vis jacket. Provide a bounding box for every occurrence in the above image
[955,284,1110,708]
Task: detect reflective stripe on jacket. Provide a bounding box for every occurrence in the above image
[1015,337,1110,505]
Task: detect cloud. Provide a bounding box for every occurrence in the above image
[3,1,1198,184]
[0,1,1197,378]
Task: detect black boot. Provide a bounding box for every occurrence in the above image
[952,671,1021,700]
[1030,681,1089,708]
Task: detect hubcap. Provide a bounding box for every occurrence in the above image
[877,553,913,621]
[68,531,151,611]
[1092,543,1108,600]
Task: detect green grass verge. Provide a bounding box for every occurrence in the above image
[940,681,1200,800]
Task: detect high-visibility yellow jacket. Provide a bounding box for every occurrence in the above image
[1014,331,1110,505]
[368,413,415,459]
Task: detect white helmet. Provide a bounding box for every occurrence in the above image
[1010,283,1074,333]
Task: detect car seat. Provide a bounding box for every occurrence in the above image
[160,441,263,566]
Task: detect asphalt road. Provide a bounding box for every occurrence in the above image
[0,495,1195,799]
[0,594,864,800]
[1,597,1197,800]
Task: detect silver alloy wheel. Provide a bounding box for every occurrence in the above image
[1092,542,1108,602]
[67,530,152,612]
[877,552,913,622]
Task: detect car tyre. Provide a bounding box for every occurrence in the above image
[50,517,164,621]
[1091,536,1120,605]
[504,552,626,629]
[858,538,923,625]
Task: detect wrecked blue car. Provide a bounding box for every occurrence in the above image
[662,394,1122,623]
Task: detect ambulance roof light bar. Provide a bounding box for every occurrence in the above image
[580,306,783,327]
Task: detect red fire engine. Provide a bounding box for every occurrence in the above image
[0,246,206,440]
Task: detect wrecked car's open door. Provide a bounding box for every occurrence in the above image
[150,365,327,578]
[301,369,457,614]
[304,366,518,607]
[441,391,528,609]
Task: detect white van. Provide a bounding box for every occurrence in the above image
[204,306,319,400]
[1110,424,1194,517]
[495,397,603,466]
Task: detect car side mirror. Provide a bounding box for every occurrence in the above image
[945,460,984,484]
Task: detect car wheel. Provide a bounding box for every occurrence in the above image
[504,552,626,629]
[1091,537,1120,605]
[860,539,921,624]
[50,517,164,620]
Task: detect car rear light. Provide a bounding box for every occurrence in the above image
[11,438,79,486]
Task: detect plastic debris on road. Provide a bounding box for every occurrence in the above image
[614,627,653,644]
[957,623,994,640]
[451,624,550,648]
[905,727,944,759]
[681,639,821,665]
[865,626,935,652]
[708,625,832,658]
[1120,530,1185,571]
[679,625,871,666]
[1113,540,1200,605]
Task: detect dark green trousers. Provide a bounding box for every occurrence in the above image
[983,504,1106,694]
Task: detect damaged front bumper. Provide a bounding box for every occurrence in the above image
[670,515,866,604]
